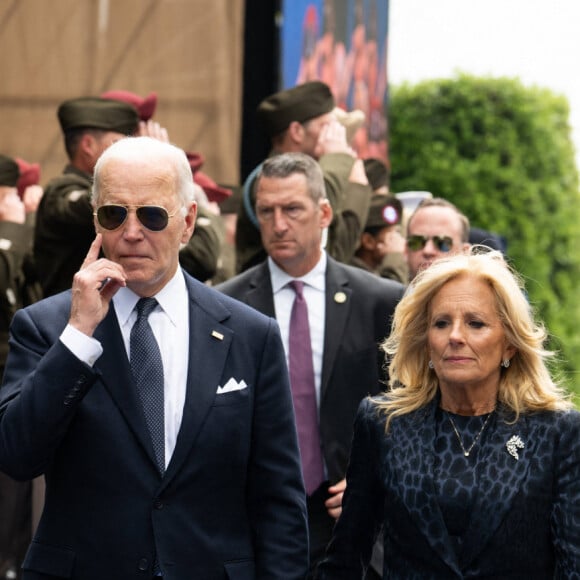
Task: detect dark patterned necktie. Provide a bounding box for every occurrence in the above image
[130,297,165,474]
[288,280,325,495]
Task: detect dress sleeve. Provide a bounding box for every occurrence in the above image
[316,397,384,579]
[551,409,580,578]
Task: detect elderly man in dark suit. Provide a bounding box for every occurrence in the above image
[0,137,308,580]
[217,152,404,578]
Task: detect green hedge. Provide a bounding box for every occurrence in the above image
[389,74,580,401]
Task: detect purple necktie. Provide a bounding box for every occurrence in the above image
[288,280,325,495]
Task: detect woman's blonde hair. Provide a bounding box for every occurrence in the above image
[378,248,573,429]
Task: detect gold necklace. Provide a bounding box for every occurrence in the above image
[445,411,494,457]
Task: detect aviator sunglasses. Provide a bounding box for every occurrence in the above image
[406,234,454,252]
[94,204,180,232]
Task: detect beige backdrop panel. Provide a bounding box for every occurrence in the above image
[0,0,244,187]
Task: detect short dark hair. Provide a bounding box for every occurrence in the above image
[63,128,108,160]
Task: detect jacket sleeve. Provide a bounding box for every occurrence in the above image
[247,317,310,579]
[316,398,384,579]
[0,306,97,480]
[551,410,580,578]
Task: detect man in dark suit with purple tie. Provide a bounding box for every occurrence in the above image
[217,152,404,577]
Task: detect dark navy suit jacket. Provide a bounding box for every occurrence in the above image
[317,396,580,579]
[0,271,308,580]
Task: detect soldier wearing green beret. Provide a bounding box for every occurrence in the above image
[236,81,372,273]
[34,97,140,297]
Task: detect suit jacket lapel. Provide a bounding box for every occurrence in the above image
[244,262,275,317]
[93,307,157,469]
[320,259,352,400]
[161,276,233,488]
[459,408,532,568]
[396,399,462,576]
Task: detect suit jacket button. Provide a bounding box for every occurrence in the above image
[154,499,164,510]
[138,558,149,571]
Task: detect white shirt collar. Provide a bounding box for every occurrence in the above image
[113,268,187,327]
[268,251,327,294]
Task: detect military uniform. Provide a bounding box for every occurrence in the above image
[0,155,36,580]
[33,97,139,297]
[0,221,34,366]
[34,165,94,297]
[0,155,37,370]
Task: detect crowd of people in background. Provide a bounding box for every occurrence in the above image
[0,79,577,579]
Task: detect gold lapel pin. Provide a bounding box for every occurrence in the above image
[334,291,347,304]
[211,330,224,341]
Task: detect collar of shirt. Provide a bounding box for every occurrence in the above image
[113,267,187,328]
[268,251,327,294]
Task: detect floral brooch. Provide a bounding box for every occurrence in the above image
[506,435,524,460]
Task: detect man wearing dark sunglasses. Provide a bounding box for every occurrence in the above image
[405,197,471,281]
[0,137,308,579]
[34,95,224,299]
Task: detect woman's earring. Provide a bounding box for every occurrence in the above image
[501,358,510,368]
[428,360,434,369]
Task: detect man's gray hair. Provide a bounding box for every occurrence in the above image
[257,152,326,202]
[91,136,195,211]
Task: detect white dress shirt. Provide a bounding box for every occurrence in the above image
[60,268,190,470]
[269,252,326,407]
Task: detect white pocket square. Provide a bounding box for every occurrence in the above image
[216,378,248,394]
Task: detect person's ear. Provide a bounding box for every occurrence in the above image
[319,198,333,229]
[79,133,98,159]
[503,344,517,362]
[181,201,198,244]
[360,232,376,251]
[287,121,305,145]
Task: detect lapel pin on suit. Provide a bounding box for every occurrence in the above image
[506,434,524,460]
[211,330,224,341]
[334,291,347,304]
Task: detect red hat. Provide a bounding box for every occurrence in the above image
[15,157,41,197]
[185,151,232,204]
[101,90,158,121]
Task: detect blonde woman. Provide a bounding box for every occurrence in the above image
[317,249,580,579]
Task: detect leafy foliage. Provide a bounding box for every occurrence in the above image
[389,74,580,401]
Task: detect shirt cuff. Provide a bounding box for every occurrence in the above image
[60,324,103,367]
